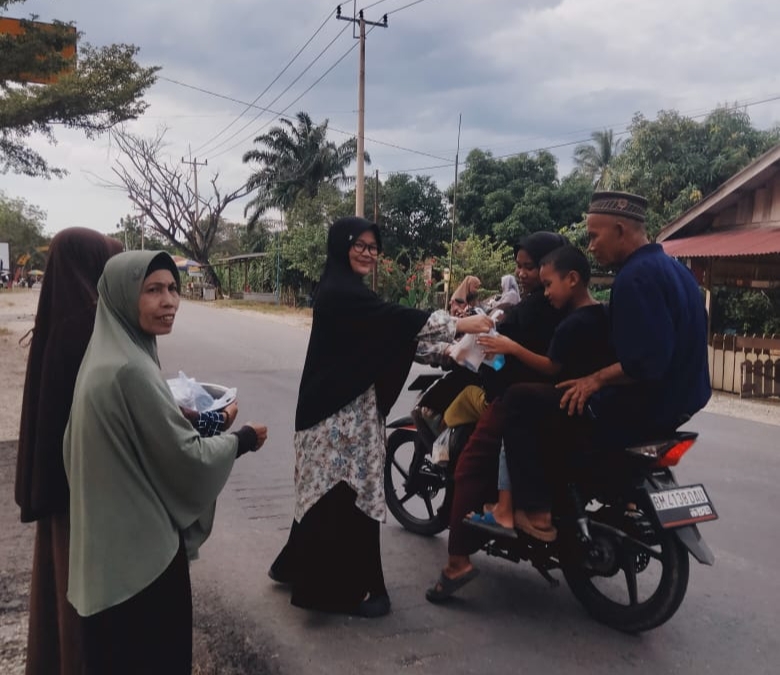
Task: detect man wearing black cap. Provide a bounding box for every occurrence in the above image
[558,191,711,439]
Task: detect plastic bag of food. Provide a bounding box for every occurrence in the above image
[167,371,214,412]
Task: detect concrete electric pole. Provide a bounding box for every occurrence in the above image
[336,4,387,218]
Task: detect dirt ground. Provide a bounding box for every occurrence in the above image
[1,287,777,673]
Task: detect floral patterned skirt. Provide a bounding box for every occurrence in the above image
[294,386,386,523]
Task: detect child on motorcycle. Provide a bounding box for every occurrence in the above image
[467,245,616,541]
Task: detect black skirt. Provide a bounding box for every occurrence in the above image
[81,539,192,675]
[271,481,387,614]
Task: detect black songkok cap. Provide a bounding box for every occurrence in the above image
[588,191,648,223]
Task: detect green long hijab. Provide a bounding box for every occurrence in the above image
[64,251,239,616]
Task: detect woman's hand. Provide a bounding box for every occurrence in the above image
[456,314,493,334]
[247,424,268,450]
[476,333,515,358]
[221,402,238,430]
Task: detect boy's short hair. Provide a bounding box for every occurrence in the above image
[539,245,591,286]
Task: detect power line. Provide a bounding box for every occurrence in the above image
[192,9,335,155]
[159,76,450,161]
[201,22,353,157]
[386,0,431,16]
[209,24,381,161]
[383,93,780,175]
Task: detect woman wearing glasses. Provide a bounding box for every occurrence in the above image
[269,216,492,618]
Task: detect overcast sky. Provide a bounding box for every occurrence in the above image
[4,0,780,236]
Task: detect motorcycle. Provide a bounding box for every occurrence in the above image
[384,373,718,633]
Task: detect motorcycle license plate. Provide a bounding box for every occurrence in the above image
[647,484,718,528]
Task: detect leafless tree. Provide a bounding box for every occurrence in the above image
[102,127,249,289]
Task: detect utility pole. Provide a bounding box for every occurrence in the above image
[337,4,387,217]
[373,168,380,291]
[447,113,462,308]
[181,154,208,232]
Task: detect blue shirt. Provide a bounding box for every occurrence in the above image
[594,244,711,435]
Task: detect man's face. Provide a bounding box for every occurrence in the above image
[586,213,624,267]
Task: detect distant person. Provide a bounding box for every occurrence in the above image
[269,217,492,618]
[63,251,268,673]
[15,228,123,675]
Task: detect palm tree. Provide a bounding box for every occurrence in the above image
[242,112,369,228]
[573,129,623,187]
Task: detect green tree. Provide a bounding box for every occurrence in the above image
[375,173,447,258]
[610,106,780,236]
[0,190,48,274]
[111,214,175,253]
[0,0,158,177]
[573,129,624,187]
[442,235,514,294]
[242,111,368,227]
[451,149,575,244]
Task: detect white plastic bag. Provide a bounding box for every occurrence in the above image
[432,427,453,465]
[449,309,505,372]
[167,371,214,412]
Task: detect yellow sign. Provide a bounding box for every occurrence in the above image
[0,17,77,85]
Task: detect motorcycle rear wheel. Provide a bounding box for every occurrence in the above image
[562,513,690,633]
[384,428,448,536]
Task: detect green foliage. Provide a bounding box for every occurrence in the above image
[280,222,328,283]
[110,214,174,252]
[451,149,591,244]
[442,235,514,292]
[376,173,448,258]
[711,289,780,335]
[0,190,48,271]
[609,106,780,237]
[376,253,439,309]
[1,4,158,177]
[573,129,624,187]
[242,112,368,228]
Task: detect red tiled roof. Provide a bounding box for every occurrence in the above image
[660,228,780,258]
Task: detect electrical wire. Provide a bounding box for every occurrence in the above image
[200,22,352,157]
[192,9,335,155]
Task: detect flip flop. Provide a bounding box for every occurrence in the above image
[463,512,518,540]
[514,510,558,543]
[425,567,480,603]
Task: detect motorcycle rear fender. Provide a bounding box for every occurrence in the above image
[672,524,715,566]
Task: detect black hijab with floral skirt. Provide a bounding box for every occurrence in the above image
[295,217,429,431]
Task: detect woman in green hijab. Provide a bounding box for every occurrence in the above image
[63,250,267,674]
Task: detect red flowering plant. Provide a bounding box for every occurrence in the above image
[375,252,439,309]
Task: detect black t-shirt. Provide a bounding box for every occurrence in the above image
[547,304,615,382]
[480,289,563,400]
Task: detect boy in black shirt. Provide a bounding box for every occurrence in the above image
[469,246,616,541]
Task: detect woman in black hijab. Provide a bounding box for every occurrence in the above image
[270,217,492,618]
[15,228,123,675]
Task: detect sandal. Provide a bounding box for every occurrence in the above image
[514,510,557,543]
[425,567,480,603]
[463,512,518,540]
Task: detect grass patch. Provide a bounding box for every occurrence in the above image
[0,327,11,337]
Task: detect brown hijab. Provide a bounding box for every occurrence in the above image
[15,228,123,522]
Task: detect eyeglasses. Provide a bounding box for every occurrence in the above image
[351,240,380,256]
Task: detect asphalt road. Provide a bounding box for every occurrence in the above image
[159,300,779,675]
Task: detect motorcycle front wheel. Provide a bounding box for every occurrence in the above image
[561,509,690,633]
[384,428,448,536]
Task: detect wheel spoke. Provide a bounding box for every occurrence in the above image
[423,495,435,519]
[622,554,639,606]
[392,458,409,480]
[398,490,416,505]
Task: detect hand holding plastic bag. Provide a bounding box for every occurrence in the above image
[449,309,505,372]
